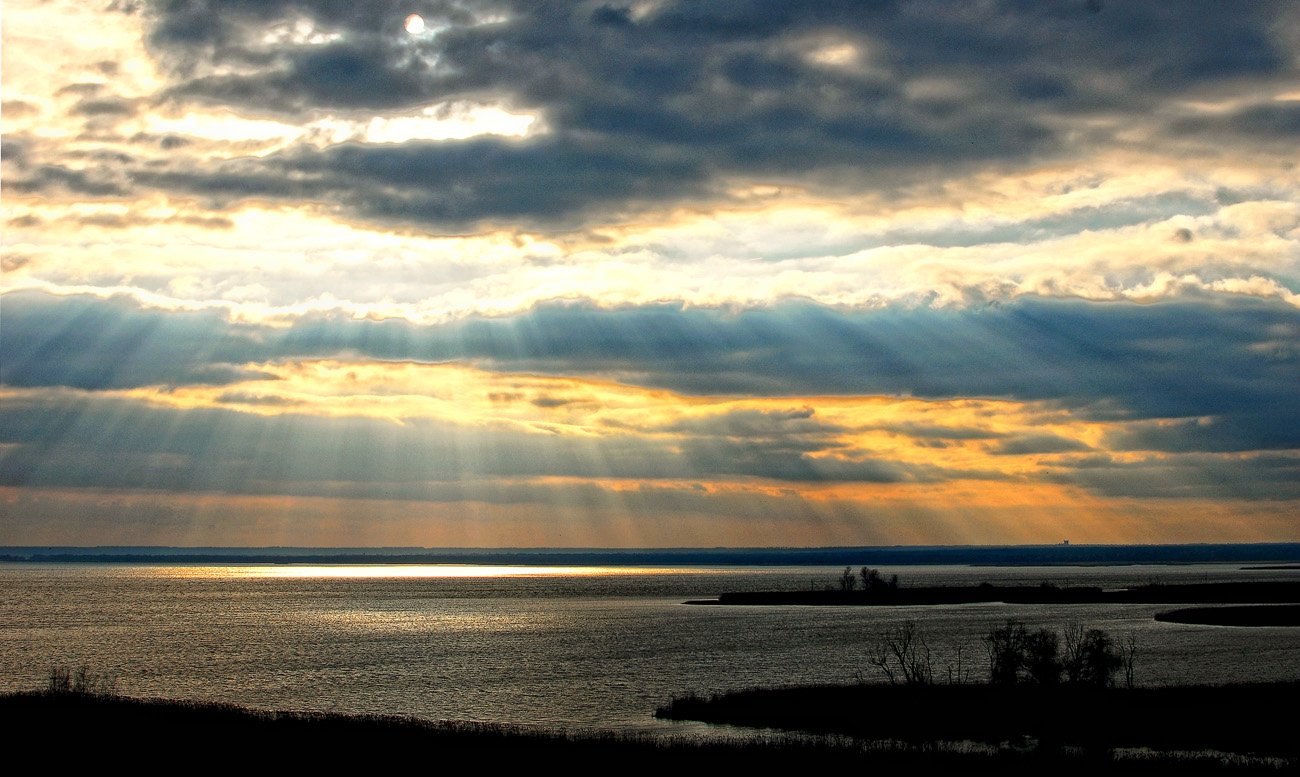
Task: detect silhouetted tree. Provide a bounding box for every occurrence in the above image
[859,567,900,593]
[1070,628,1122,686]
[1022,628,1062,685]
[1062,621,1087,683]
[1120,630,1139,689]
[839,566,857,592]
[946,639,975,685]
[869,620,933,685]
[984,621,1027,685]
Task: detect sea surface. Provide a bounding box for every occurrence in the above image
[2,563,1298,735]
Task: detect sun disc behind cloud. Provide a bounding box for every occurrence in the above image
[404,14,425,35]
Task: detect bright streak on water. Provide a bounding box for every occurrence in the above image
[147,565,707,579]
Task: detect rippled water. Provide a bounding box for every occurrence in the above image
[2,563,1297,734]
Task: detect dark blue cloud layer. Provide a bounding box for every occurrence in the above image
[4,290,1298,448]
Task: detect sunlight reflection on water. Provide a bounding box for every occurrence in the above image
[145,564,709,579]
[3,563,1297,735]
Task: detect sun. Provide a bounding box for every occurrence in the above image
[404,14,426,35]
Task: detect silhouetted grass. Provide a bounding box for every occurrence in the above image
[46,663,117,695]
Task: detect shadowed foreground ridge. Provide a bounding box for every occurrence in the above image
[3,691,1290,773]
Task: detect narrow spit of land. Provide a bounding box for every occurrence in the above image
[3,691,1290,774]
[687,580,1300,607]
[1155,604,1300,626]
[656,681,1300,762]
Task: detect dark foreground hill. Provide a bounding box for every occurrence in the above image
[3,690,1293,773]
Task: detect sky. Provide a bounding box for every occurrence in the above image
[2,0,1298,547]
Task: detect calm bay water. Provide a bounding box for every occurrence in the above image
[2,563,1298,734]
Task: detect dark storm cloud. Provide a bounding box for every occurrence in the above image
[73,0,1289,228]
[275,137,710,225]
[141,0,1285,116]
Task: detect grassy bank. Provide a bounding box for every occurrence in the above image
[656,680,1300,761]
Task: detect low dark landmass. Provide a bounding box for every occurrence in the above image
[3,542,1298,567]
[1155,605,1300,627]
[695,580,1300,606]
[2,691,1289,774]
[656,681,1300,762]
[1242,565,1300,571]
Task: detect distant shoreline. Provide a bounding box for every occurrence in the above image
[689,580,1300,607]
[3,542,1299,567]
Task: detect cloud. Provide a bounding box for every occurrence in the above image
[1106,416,1300,454]
[69,95,140,119]
[0,292,274,390]
[4,1,1264,229]
[1172,102,1300,140]
[1046,453,1300,501]
[864,422,1005,441]
[0,387,936,493]
[991,434,1092,456]
[1,100,40,118]
[6,290,1298,430]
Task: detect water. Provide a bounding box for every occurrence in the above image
[2,563,1298,735]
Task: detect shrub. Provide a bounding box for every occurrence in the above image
[47,664,117,696]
